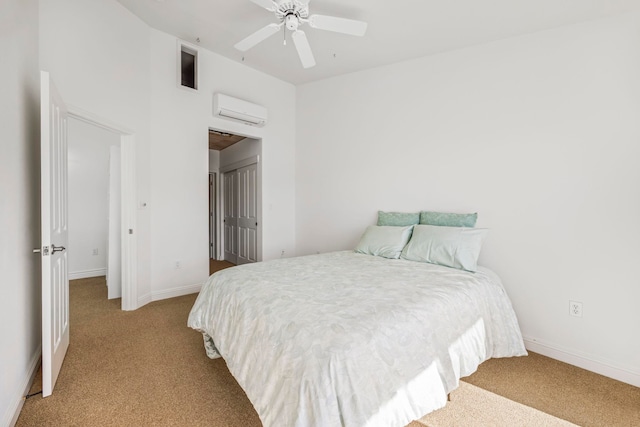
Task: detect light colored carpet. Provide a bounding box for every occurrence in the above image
[415,381,577,427]
[210,259,234,275]
[465,352,640,426]
[17,276,640,426]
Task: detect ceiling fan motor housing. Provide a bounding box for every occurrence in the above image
[276,1,309,31]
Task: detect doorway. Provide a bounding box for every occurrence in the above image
[67,117,121,298]
[208,129,262,274]
[67,107,137,310]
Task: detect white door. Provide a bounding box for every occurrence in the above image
[107,145,122,299]
[40,71,70,397]
[209,173,216,260]
[223,171,238,264]
[237,163,258,265]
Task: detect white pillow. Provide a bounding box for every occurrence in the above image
[401,224,488,272]
[354,225,414,259]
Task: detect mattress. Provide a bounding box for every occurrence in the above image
[188,251,527,427]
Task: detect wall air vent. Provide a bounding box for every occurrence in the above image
[179,43,198,90]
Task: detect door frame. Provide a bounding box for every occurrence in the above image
[68,105,138,311]
[209,125,263,264]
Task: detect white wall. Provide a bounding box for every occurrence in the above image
[220,138,260,169]
[39,1,297,306]
[39,0,153,301]
[296,11,640,386]
[68,118,120,278]
[208,149,220,172]
[148,29,296,301]
[0,0,41,424]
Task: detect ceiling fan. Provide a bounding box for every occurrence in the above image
[235,0,368,69]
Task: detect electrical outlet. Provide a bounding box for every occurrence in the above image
[92,248,99,256]
[569,301,583,317]
[175,261,181,269]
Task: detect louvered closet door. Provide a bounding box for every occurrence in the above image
[223,171,238,264]
[237,163,258,265]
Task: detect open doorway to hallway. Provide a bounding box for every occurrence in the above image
[208,129,262,275]
[67,117,122,299]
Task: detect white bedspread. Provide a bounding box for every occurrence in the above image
[188,251,526,427]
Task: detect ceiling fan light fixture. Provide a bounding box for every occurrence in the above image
[284,14,300,31]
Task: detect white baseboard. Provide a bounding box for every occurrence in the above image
[5,346,41,427]
[135,283,201,309]
[137,292,152,309]
[68,268,106,280]
[151,283,202,302]
[523,336,640,388]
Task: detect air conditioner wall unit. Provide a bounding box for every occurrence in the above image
[213,93,267,127]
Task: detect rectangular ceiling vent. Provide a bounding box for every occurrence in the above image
[213,93,267,127]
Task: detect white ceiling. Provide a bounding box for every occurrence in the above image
[117,0,640,85]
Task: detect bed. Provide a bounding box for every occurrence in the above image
[188,250,527,427]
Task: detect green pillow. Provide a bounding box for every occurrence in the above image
[401,224,487,272]
[355,225,414,259]
[420,211,477,228]
[377,211,420,227]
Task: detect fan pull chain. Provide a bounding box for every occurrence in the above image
[283,25,287,46]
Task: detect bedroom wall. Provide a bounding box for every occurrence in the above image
[0,0,41,424]
[68,118,121,279]
[39,0,297,306]
[146,29,296,300]
[39,0,153,304]
[295,11,640,386]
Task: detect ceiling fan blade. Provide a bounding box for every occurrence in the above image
[292,30,316,69]
[249,0,276,12]
[308,14,367,36]
[234,23,281,52]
